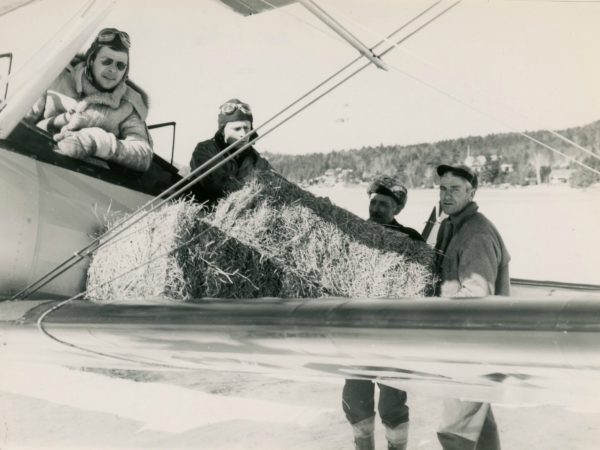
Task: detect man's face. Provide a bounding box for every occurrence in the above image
[439,173,476,216]
[91,46,128,91]
[223,120,252,147]
[369,193,401,225]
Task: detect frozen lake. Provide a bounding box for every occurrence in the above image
[307,184,600,285]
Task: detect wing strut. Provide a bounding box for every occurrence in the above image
[298,0,388,70]
[0,0,115,138]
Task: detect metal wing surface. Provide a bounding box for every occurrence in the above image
[212,0,298,16]
[2,296,599,411]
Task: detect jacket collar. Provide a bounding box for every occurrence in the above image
[448,201,479,231]
[72,62,148,120]
[214,130,228,150]
[385,218,402,229]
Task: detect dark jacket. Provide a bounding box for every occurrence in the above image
[435,202,510,297]
[385,219,425,242]
[189,131,267,203]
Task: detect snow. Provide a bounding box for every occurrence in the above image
[2,364,600,449]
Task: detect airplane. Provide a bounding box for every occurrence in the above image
[1,0,600,447]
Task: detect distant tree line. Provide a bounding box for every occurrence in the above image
[265,120,600,188]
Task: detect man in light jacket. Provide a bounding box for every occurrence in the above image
[434,164,510,450]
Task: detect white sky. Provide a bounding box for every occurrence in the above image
[1,0,599,166]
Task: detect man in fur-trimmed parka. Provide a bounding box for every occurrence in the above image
[25,28,153,172]
[189,98,271,204]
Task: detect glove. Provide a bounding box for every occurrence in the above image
[54,130,93,160]
[54,127,117,161]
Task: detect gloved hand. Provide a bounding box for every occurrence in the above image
[54,129,93,160]
[54,127,117,161]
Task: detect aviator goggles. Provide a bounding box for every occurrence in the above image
[219,102,252,115]
[96,28,131,49]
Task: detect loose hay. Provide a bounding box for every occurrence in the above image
[212,171,436,298]
[87,172,436,302]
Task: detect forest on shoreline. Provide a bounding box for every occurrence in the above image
[265,120,600,188]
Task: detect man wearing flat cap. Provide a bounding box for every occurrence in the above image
[342,175,422,450]
[434,164,510,450]
[189,98,271,204]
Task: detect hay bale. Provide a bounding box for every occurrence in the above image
[86,172,436,302]
[211,171,436,298]
[86,201,190,301]
[86,200,322,302]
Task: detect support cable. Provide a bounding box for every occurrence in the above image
[384,59,600,176]
[12,0,455,300]
[328,0,600,165]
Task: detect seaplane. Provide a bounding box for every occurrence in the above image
[1,0,600,448]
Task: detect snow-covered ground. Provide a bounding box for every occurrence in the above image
[2,364,600,450]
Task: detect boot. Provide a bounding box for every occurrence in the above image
[351,416,375,450]
[354,435,375,450]
[385,421,409,450]
[387,440,407,450]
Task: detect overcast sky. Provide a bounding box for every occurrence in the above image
[2,0,599,165]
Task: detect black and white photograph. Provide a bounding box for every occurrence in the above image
[1,0,599,449]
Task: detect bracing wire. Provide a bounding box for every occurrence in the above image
[384,59,600,176]
[35,228,215,368]
[327,0,600,166]
[12,0,449,301]
[30,2,462,357]
[33,2,466,355]
[258,0,344,43]
[376,1,456,59]
[0,0,39,18]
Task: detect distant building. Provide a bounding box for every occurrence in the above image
[549,168,573,184]
[500,163,513,173]
[320,168,355,186]
[464,154,487,173]
[323,169,336,186]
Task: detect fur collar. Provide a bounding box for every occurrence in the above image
[68,55,150,119]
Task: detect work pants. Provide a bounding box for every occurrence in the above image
[342,379,409,428]
[437,399,500,450]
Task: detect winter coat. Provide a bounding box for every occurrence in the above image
[385,219,425,242]
[435,201,510,297]
[189,130,271,203]
[25,61,153,172]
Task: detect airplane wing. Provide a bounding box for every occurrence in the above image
[213,0,298,16]
[2,295,599,411]
[211,0,389,69]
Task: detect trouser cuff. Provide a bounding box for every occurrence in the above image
[385,421,409,446]
[351,416,375,438]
